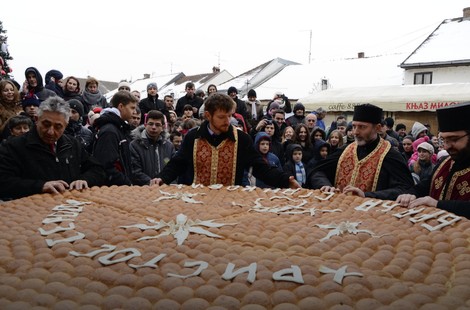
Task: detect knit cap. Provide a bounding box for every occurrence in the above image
[21,94,41,108]
[68,99,84,117]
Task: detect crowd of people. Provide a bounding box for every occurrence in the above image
[0,67,469,219]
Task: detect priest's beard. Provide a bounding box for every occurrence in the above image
[450,138,470,163]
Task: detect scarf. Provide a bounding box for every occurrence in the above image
[295,162,306,185]
[249,100,257,120]
[82,90,105,107]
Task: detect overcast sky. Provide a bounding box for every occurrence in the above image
[2,0,468,83]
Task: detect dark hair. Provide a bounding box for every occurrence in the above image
[110,90,138,108]
[146,110,164,124]
[8,115,33,130]
[185,82,195,89]
[63,76,81,94]
[204,93,236,115]
[183,104,193,111]
[170,130,182,141]
[207,84,217,94]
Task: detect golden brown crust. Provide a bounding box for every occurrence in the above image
[1,184,470,308]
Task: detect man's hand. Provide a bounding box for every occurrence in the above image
[69,180,89,191]
[320,186,340,193]
[396,194,417,207]
[149,178,163,186]
[408,196,438,209]
[288,176,301,189]
[42,180,69,194]
[151,178,164,186]
[342,185,365,197]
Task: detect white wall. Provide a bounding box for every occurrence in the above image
[404,66,470,84]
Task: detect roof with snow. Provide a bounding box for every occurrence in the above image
[250,53,405,101]
[217,58,300,97]
[401,17,470,68]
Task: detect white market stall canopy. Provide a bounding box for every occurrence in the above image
[299,83,470,112]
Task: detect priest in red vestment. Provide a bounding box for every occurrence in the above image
[308,104,413,200]
[397,102,470,218]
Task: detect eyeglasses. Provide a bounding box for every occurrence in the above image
[439,133,470,146]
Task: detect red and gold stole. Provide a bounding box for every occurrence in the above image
[335,139,390,192]
[193,128,238,186]
[430,157,470,200]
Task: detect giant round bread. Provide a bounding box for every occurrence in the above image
[1,184,470,309]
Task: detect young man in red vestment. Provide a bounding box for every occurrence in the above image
[154,93,300,189]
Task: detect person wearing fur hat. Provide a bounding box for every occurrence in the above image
[286,103,305,128]
[397,102,470,218]
[308,103,413,200]
[64,99,93,153]
[22,67,56,102]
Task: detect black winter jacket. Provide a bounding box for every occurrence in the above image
[139,95,168,123]
[92,111,133,186]
[0,127,105,200]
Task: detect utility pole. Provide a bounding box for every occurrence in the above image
[309,29,312,64]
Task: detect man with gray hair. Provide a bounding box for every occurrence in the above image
[0,96,106,200]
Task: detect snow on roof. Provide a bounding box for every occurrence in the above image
[402,18,470,66]
[105,73,181,100]
[251,53,405,101]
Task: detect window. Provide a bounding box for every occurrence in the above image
[414,72,432,85]
[321,78,328,90]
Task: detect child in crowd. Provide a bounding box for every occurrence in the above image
[182,104,194,120]
[169,131,183,152]
[408,135,437,167]
[283,143,307,188]
[7,115,32,137]
[409,142,435,184]
[327,129,343,154]
[244,132,282,188]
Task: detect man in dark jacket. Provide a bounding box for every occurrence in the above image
[138,82,167,124]
[154,93,300,188]
[93,91,138,186]
[227,86,248,122]
[130,110,175,186]
[175,82,204,118]
[0,96,105,200]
